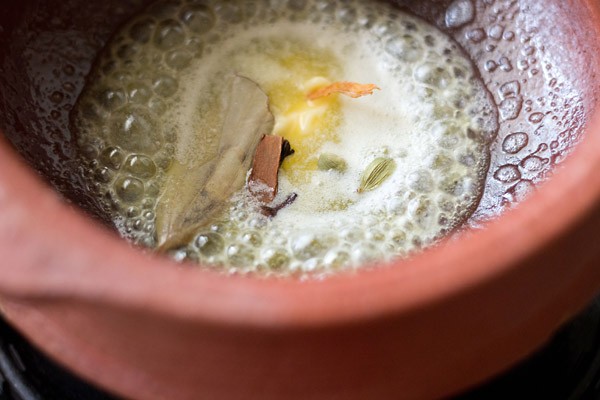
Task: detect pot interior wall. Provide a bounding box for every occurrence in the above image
[0,0,598,228]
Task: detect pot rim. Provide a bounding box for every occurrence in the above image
[1,0,600,331]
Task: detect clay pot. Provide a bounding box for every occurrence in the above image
[1,0,600,399]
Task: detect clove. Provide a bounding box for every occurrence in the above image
[261,192,298,217]
[280,139,295,166]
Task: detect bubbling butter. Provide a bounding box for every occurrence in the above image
[72,0,498,276]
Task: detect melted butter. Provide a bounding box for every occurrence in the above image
[262,52,342,185]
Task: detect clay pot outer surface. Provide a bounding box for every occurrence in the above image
[1,113,600,399]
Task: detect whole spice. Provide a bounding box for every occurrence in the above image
[249,135,294,203]
[318,153,348,173]
[261,193,299,217]
[280,140,295,165]
[358,157,397,193]
[308,81,381,100]
[155,75,274,251]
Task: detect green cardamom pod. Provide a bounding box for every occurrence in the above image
[318,153,348,173]
[358,157,396,193]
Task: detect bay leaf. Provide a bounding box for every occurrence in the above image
[155,75,274,251]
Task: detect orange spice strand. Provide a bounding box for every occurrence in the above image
[307,82,381,100]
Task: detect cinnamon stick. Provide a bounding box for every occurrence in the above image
[249,135,286,203]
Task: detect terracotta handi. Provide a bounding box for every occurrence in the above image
[1,0,600,399]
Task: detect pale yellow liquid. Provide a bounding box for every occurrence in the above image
[73,0,498,275]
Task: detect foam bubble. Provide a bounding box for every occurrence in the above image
[72,0,498,275]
